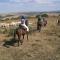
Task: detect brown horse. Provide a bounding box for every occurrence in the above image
[37,19,47,32]
[14,20,29,46]
[57,19,60,25]
[37,21,42,32]
[43,20,47,26]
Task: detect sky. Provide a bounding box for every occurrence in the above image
[0,0,60,13]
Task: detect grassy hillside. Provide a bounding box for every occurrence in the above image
[0,16,60,60]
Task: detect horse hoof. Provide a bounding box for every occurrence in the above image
[21,43,22,45]
[18,45,19,46]
[27,39,28,41]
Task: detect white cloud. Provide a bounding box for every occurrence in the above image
[9,0,54,6]
[10,0,21,2]
[10,0,52,4]
[1,0,58,7]
[10,0,32,3]
[0,0,60,13]
[0,0,59,7]
[35,0,51,3]
[34,0,55,6]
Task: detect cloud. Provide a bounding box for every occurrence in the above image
[0,0,60,13]
[34,0,52,3]
[9,0,50,3]
[0,0,60,6]
[10,0,32,3]
[10,0,52,4]
[0,0,59,7]
[9,0,54,6]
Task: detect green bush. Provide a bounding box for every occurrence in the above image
[36,15,41,18]
[7,28,15,36]
[41,14,48,17]
[0,28,7,34]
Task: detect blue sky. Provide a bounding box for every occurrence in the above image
[0,0,60,13]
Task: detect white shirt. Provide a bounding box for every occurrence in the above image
[21,19,26,24]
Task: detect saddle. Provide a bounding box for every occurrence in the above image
[19,24,27,30]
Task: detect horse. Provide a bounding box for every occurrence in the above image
[37,21,42,32]
[43,20,47,26]
[37,18,47,32]
[14,20,29,46]
[57,19,60,25]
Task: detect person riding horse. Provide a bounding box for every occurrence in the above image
[37,16,43,30]
[20,16,29,32]
[14,16,29,46]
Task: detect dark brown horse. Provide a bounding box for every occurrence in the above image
[37,21,42,32]
[14,20,29,46]
[37,19,47,32]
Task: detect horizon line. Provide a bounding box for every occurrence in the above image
[0,10,60,14]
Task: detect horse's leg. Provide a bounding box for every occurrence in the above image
[14,30,16,40]
[18,35,20,46]
[17,34,22,46]
[20,35,24,45]
[37,24,40,32]
[23,34,24,39]
[27,32,28,40]
[18,34,24,46]
[39,26,40,32]
[37,23,39,30]
[39,25,41,32]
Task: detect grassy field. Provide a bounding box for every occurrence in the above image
[0,16,60,60]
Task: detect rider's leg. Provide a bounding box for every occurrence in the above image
[24,24,29,31]
[21,24,29,32]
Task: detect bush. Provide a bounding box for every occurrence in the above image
[36,15,41,18]
[41,14,48,17]
[0,28,7,34]
[7,28,15,36]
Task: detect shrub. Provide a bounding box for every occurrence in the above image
[7,28,15,36]
[41,14,48,17]
[0,28,7,34]
[36,15,41,18]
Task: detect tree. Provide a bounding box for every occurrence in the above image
[36,15,41,18]
[41,14,48,17]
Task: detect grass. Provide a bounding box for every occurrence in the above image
[0,16,60,60]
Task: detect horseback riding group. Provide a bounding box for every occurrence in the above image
[14,15,47,46]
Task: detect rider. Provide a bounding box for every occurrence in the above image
[37,15,42,30]
[38,16,43,22]
[20,16,29,32]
